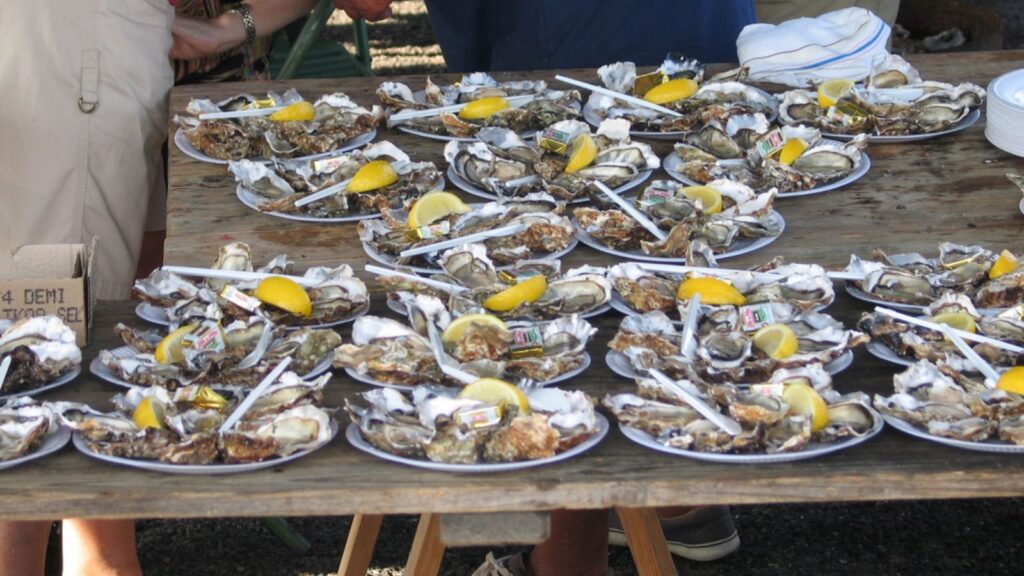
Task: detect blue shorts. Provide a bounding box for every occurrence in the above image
[424,0,756,72]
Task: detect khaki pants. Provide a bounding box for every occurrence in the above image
[756,0,900,26]
[0,0,174,299]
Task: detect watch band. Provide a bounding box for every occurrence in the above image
[227,4,256,50]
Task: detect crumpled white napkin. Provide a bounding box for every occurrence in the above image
[737,7,894,87]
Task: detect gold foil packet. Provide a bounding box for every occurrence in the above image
[509,326,545,359]
[192,385,228,412]
[454,404,504,431]
[538,127,573,155]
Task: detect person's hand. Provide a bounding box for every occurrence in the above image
[170,13,247,60]
[331,0,393,22]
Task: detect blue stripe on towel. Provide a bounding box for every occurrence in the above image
[771,20,886,73]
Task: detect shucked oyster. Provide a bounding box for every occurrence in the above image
[0,397,63,462]
[0,316,81,394]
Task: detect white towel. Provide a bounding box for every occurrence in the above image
[737,8,892,87]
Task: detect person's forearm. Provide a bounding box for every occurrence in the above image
[245,0,321,37]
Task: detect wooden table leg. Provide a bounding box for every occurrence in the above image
[405,513,446,576]
[615,507,678,576]
[337,514,384,576]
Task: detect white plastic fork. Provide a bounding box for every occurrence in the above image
[0,356,11,393]
[648,368,742,435]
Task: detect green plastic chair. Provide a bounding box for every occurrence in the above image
[269,0,372,79]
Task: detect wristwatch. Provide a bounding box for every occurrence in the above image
[226,3,256,50]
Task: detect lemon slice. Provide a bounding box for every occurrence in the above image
[254,276,313,317]
[782,382,829,432]
[642,78,699,104]
[998,366,1024,395]
[930,311,976,334]
[269,101,315,122]
[990,249,1020,279]
[676,277,745,306]
[348,160,398,193]
[483,275,548,312]
[132,397,166,430]
[407,191,471,229]
[442,314,508,344]
[564,133,598,174]
[680,185,722,215]
[752,323,799,360]
[459,97,509,120]
[777,138,808,165]
[154,325,197,365]
[459,378,531,414]
[817,79,855,108]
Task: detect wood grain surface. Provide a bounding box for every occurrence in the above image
[2,52,1024,522]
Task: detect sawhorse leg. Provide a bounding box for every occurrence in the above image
[405,513,446,576]
[616,507,678,576]
[337,514,384,576]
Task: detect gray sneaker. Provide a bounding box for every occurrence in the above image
[608,506,740,562]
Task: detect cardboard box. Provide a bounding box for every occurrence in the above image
[0,242,93,346]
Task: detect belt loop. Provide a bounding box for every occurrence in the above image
[79,49,100,113]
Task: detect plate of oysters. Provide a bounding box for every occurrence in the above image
[377,73,583,141]
[581,54,778,139]
[133,242,370,330]
[376,258,612,321]
[64,373,338,474]
[777,56,986,143]
[334,300,595,389]
[230,141,444,223]
[0,398,71,471]
[444,118,658,204]
[840,243,1019,314]
[345,384,608,472]
[172,89,381,164]
[0,316,82,401]
[572,180,784,263]
[874,360,1024,453]
[604,364,883,463]
[91,322,338,390]
[359,193,578,274]
[664,123,871,197]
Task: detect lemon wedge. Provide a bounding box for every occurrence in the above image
[459,378,531,414]
[990,249,1020,279]
[752,323,799,360]
[998,366,1024,395]
[483,275,548,312]
[254,276,313,317]
[778,138,808,165]
[132,397,166,430]
[565,133,598,174]
[269,101,315,122]
[154,325,197,365]
[407,191,471,228]
[459,97,509,120]
[817,79,855,108]
[782,381,829,432]
[676,277,745,306]
[442,314,508,344]
[348,160,398,193]
[930,311,976,335]
[680,185,723,215]
[642,78,699,104]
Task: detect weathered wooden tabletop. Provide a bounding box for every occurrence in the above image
[3,51,1024,522]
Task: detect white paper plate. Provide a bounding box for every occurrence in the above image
[173,128,376,165]
[618,412,882,463]
[384,294,611,321]
[571,212,784,263]
[89,348,334,389]
[604,349,853,381]
[0,366,81,401]
[135,301,368,331]
[72,420,338,475]
[882,414,1024,453]
[363,237,578,275]
[662,150,871,198]
[345,413,608,473]
[864,341,916,367]
[0,427,72,471]
[822,108,981,143]
[447,165,652,205]
[344,352,591,391]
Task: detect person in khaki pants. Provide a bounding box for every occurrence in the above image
[755,0,900,25]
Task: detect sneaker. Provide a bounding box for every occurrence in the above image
[608,506,740,562]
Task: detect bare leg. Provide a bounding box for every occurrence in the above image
[0,521,51,576]
[528,509,609,576]
[62,519,141,576]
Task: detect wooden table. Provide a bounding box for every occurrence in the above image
[5,51,1024,575]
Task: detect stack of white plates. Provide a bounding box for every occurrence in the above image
[986,69,1024,157]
